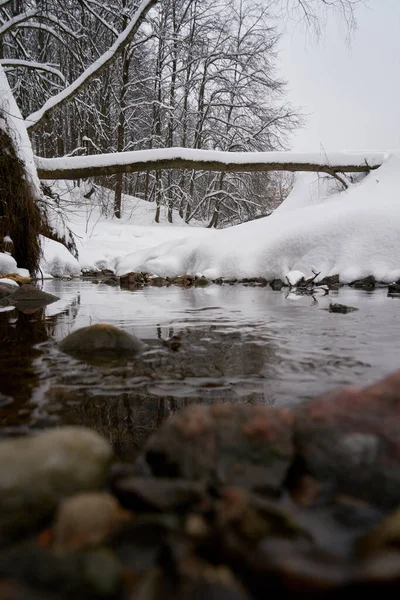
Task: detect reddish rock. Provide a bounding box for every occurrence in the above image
[144,404,294,493]
[294,371,400,508]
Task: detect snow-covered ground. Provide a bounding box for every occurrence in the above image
[116,153,400,283]
[40,181,211,277]
[37,151,400,283]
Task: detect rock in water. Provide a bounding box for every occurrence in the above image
[143,404,294,493]
[59,323,146,357]
[294,370,400,509]
[0,427,113,538]
[0,283,59,307]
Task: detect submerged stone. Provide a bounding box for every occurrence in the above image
[144,404,294,493]
[59,323,146,357]
[0,427,113,538]
[329,303,359,314]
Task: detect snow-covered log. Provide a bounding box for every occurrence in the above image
[35,148,387,180]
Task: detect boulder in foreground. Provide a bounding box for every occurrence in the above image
[0,427,113,538]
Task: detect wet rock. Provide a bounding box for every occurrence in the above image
[388,281,400,295]
[240,278,268,287]
[318,274,341,289]
[0,284,59,307]
[162,334,181,351]
[112,477,206,513]
[349,275,376,290]
[52,493,130,552]
[120,271,149,288]
[59,323,146,357]
[194,276,210,287]
[294,370,400,508]
[269,278,285,291]
[329,303,358,314]
[0,427,113,538]
[0,283,14,298]
[102,277,119,286]
[144,404,294,493]
[169,275,195,287]
[149,276,169,287]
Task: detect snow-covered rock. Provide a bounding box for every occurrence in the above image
[40,236,80,278]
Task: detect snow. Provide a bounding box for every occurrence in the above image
[0,277,18,287]
[40,236,80,278]
[0,253,17,274]
[0,66,42,199]
[115,152,400,284]
[39,181,210,275]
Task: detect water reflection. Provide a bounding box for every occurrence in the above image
[1,281,399,460]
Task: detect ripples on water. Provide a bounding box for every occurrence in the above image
[0,280,399,459]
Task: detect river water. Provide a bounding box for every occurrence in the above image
[1,280,399,459]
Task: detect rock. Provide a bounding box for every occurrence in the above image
[294,370,400,508]
[0,284,14,299]
[162,334,181,351]
[170,275,195,287]
[357,506,400,557]
[388,281,400,295]
[102,277,119,286]
[112,477,206,513]
[59,323,146,357]
[269,279,285,291]
[329,303,358,314]
[194,276,210,287]
[0,427,113,538]
[144,404,294,493]
[120,271,149,288]
[2,284,59,306]
[52,493,130,552]
[149,276,169,287]
[240,278,268,286]
[318,274,341,289]
[349,275,376,290]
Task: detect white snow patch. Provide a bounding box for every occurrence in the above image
[286,270,305,286]
[0,277,18,287]
[0,252,17,274]
[114,152,400,284]
[40,236,80,278]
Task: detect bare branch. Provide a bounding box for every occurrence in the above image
[25,0,158,131]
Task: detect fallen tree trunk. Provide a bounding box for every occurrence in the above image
[35,148,387,180]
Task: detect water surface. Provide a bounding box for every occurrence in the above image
[1,280,399,459]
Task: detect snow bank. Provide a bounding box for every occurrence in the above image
[45,181,210,273]
[115,153,400,284]
[0,252,17,274]
[40,236,80,278]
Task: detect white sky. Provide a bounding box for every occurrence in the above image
[278,0,400,151]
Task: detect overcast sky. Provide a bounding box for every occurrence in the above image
[278,0,400,152]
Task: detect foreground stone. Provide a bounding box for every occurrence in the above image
[59,323,146,357]
[0,427,113,538]
[52,492,130,552]
[144,404,294,493]
[294,371,400,508]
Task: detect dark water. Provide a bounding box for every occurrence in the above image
[1,280,399,459]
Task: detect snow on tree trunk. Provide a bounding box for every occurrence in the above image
[0,64,43,273]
